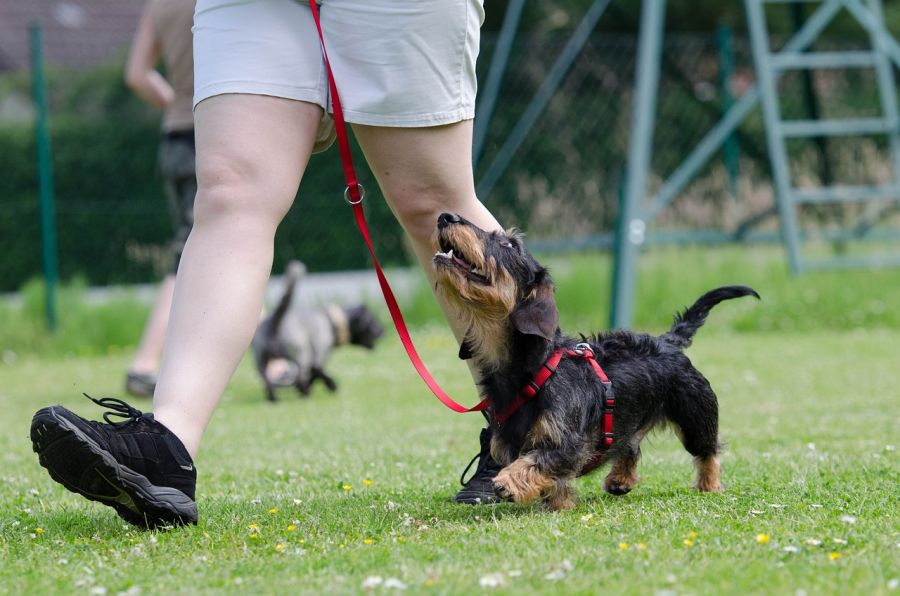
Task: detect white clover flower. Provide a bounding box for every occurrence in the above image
[384,578,406,590]
[479,573,506,588]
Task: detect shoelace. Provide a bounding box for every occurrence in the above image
[459,447,502,487]
[459,451,483,486]
[83,394,145,425]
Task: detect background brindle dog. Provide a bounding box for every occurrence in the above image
[252,261,384,402]
[432,212,759,510]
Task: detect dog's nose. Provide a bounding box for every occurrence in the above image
[438,213,461,227]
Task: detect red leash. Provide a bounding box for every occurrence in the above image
[308,0,488,414]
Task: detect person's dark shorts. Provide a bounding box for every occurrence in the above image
[158,130,197,272]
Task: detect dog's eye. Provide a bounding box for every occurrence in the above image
[501,241,514,249]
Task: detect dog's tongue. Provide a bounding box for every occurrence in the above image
[452,251,471,269]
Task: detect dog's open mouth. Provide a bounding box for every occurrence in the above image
[435,236,490,284]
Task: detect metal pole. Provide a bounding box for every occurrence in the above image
[864,0,900,182]
[791,3,834,188]
[473,0,525,169]
[30,23,59,332]
[746,0,804,273]
[610,0,666,329]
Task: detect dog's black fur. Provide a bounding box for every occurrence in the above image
[252,261,384,401]
[432,212,759,510]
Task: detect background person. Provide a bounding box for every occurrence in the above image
[122,0,196,399]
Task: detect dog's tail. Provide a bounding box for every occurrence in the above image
[662,285,760,349]
[268,261,307,333]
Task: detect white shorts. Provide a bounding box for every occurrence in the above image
[193,0,484,150]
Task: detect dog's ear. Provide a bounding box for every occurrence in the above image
[510,274,559,341]
[458,338,475,360]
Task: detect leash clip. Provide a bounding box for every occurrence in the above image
[344,183,366,205]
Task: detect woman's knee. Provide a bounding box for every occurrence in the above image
[193,154,294,227]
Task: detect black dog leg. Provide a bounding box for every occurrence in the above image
[665,378,723,492]
[311,367,338,392]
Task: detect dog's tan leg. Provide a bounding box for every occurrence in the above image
[543,479,576,511]
[603,455,641,496]
[603,432,644,495]
[492,455,555,505]
[694,455,723,492]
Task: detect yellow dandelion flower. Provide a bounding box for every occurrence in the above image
[35,528,44,534]
[343,484,352,491]
[636,543,646,550]
[275,543,286,551]
[618,543,629,550]
[248,524,259,530]
[268,507,278,514]
[828,552,841,561]
[364,479,373,486]
[683,539,694,547]
[364,538,375,545]
[339,544,345,549]
[249,534,259,540]
[300,538,306,544]
[287,525,297,533]
[756,533,770,544]
[688,531,698,539]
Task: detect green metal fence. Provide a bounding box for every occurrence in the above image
[1,8,898,301]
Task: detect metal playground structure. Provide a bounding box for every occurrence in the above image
[472,0,900,328]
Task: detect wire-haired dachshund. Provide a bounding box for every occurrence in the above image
[432,212,759,510]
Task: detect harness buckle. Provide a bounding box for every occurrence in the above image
[573,342,594,358]
[344,182,366,205]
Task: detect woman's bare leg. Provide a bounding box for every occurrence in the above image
[352,120,500,386]
[152,94,324,457]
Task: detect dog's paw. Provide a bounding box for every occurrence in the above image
[695,480,724,493]
[603,464,639,496]
[602,482,633,496]
[492,480,513,501]
[493,463,548,505]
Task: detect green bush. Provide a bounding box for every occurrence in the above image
[1,276,147,357]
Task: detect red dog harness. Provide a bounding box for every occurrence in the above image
[493,343,616,469]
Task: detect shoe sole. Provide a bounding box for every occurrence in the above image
[454,482,503,505]
[30,406,198,529]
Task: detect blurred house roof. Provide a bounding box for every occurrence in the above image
[0,0,143,72]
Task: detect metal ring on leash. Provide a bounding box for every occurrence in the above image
[573,342,594,357]
[344,183,366,205]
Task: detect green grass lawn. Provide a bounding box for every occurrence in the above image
[1,325,897,594]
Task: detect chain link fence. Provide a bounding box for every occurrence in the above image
[1,4,898,293]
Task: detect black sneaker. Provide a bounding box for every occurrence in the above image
[30,395,198,529]
[454,427,503,505]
